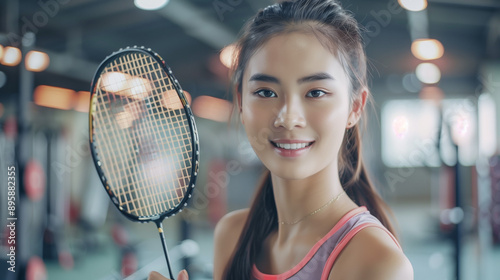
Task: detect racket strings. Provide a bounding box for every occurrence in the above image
[117,53,191,215]
[107,54,162,217]
[121,54,175,216]
[93,52,193,217]
[124,53,192,213]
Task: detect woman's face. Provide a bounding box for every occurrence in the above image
[240,32,355,180]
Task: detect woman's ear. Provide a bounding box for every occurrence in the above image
[347,89,368,128]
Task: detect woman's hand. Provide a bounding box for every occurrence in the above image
[148,270,188,280]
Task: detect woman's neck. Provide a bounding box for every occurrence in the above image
[270,161,356,242]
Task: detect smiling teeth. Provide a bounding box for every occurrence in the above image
[275,142,311,150]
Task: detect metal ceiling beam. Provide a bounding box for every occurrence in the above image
[0,0,239,82]
[5,2,237,81]
[156,0,237,49]
[0,33,97,82]
[429,0,500,9]
[44,49,98,82]
[54,0,135,27]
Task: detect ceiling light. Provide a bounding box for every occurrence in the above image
[74,91,91,113]
[100,72,129,93]
[34,85,75,110]
[416,63,441,84]
[398,0,427,12]
[25,51,50,72]
[134,0,169,10]
[192,96,233,123]
[161,90,191,110]
[411,39,444,60]
[127,77,152,99]
[1,47,22,66]
[220,44,237,69]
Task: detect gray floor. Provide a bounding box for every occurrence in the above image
[44,201,500,280]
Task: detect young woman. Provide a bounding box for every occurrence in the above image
[150,0,413,279]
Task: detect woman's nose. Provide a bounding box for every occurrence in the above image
[273,102,306,130]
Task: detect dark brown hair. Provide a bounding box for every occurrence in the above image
[224,0,396,278]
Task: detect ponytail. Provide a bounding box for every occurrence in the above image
[223,171,275,280]
[340,125,398,237]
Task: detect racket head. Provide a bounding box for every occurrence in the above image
[89,46,199,223]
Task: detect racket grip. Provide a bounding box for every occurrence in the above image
[156,222,175,280]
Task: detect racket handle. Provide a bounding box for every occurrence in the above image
[156,222,175,280]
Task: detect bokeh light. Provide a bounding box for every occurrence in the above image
[411,39,444,60]
[416,63,441,84]
[398,0,427,11]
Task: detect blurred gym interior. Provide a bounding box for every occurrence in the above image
[0,0,500,279]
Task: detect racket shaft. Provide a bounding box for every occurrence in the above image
[157,222,175,280]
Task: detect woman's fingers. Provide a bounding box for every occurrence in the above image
[148,271,169,280]
[178,270,189,280]
[147,270,189,280]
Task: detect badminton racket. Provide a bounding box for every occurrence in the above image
[89,46,199,280]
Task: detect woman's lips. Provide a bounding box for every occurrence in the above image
[270,140,315,157]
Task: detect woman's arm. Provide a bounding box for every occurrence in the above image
[213,209,249,280]
[358,248,413,280]
[328,227,413,280]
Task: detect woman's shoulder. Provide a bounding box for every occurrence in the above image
[329,226,414,280]
[215,208,250,233]
[213,209,250,279]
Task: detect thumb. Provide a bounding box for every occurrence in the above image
[177,269,189,280]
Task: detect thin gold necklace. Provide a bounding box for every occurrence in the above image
[278,191,346,225]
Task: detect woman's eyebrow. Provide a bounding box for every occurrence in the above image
[298,72,335,83]
[248,72,335,84]
[249,73,280,84]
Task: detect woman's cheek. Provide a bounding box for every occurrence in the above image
[243,99,272,123]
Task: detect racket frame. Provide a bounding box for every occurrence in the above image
[88,46,200,224]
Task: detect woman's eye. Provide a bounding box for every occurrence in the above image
[255,89,277,98]
[306,90,327,98]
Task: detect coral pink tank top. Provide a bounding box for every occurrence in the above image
[251,207,401,280]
